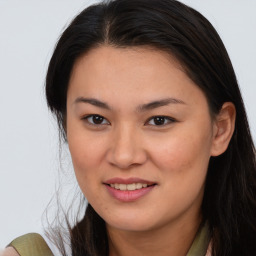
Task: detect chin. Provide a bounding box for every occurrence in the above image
[109,221,152,232]
[105,213,158,232]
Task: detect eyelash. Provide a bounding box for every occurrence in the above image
[81,114,176,127]
[82,115,110,126]
[146,116,176,126]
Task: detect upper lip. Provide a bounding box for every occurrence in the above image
[104,177,156,185]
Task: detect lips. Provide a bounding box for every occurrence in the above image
[104,177,157,202]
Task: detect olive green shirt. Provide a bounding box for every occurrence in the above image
[8,222,210,256]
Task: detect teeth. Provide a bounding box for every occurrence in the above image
[127,183,136,190]
[109,183,150,191]
[136,183,142,189]
[119,184,126,191]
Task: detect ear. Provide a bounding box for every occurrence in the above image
[211,102,236,156]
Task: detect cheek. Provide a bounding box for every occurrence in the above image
[149,129,212,215]
[67,129,107,192]
[149,126,213,176]
[69,141,104,204]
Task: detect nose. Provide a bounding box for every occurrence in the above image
[106,125,147,169]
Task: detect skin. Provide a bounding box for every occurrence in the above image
[1,247,19,256]
[66,46,235,256]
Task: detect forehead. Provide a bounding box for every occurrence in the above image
[67,45,207,109]
[71,45,183,82]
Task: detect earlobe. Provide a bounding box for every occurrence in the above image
[211,102,236,156]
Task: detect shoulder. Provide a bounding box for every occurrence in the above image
[5,233,54,256]
[1,247,20,256]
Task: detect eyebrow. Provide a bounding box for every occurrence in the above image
[137,98,186,112]
[74,97,111,110]
[73,97,185,111]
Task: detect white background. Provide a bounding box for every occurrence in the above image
[0,0,255,249]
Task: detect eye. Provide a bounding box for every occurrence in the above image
[82,114,110,125]
[146,116,176,126]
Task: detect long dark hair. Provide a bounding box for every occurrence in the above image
[45,0,256,255]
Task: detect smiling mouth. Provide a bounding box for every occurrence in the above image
[104,179,157,201]
[105,183,156,191]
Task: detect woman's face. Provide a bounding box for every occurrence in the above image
[66,46,216,232]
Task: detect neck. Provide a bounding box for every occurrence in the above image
[107,213,202,256]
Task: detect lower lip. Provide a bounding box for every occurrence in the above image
[105,184,155,202]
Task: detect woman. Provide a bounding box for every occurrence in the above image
[4,0,256,255]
